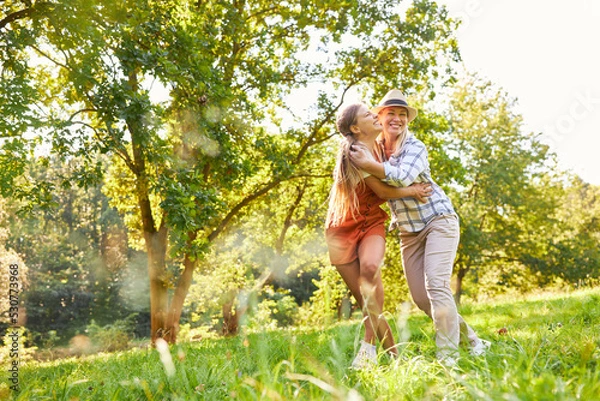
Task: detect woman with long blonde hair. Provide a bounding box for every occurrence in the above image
[325,102,432,368]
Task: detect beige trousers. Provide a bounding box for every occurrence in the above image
[399,214,478,357]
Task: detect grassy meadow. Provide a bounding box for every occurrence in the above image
[3,287,600,400]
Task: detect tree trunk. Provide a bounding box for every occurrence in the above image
[454,264,469,305]
[164,233,197,344]
[221,289,248,336]
[133,154,170,344]
[222,296,239,336]
[126,68,172,344]
[145,226,169,342]
[134,177,170,344]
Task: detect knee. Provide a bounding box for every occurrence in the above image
[425,281,457,316]
[360,261,381,281]
[432,304,453,321]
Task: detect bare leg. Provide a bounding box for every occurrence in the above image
[357,235,397,357]
[335,259,376,344]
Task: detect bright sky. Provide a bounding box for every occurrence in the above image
[438,0,600,184]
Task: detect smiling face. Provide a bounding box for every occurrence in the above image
[350,104,383,139]
[379,106,409,138]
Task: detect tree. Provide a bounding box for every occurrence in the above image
[524,177,600,286]
[448,75,560,303]
[1,0,460,343]
[0,198,28,331]
[0,155,134,343]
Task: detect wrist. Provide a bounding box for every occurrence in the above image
[365,160,376,172]
[366,160,380,175]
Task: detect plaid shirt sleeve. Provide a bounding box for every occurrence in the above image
[382,139,427,187]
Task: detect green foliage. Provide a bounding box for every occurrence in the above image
[523,178,600,285]
[186,242,258,329]
[1,0,461,244]
[0,155,139,344]
[1,0,464,339]
[40,330,61,350]
[381,231,411,310]
[85,314,139,353]
[0,327,37,364]
[296,264,351,327]
[3,0,596,345]
[245,288,299,331]
[447,74,566,300]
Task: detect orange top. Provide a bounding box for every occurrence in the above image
[325,183,389,265]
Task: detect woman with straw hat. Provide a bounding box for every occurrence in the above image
[349,89,490,367]
[326,102,432,369]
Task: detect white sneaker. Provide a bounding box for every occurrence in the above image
[351,340,377,369]
[470,339,491,356]
[438,354,458,369]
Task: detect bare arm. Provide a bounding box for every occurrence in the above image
[350,144,386,179]
[351,140,428,187]
[364,176,432,202]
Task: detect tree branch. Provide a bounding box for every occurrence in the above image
[68,108,98,122]
[247,5,279,21]
[0,1,55,30]
[207,180,281,242]
[275,181,306,254]
[0,7,33,30]
[207,173,327,242]
[65,107,135,172]
[105,124,136,172]
[30,44,71,71]
[294,81,359,164]
[206,82,357,243]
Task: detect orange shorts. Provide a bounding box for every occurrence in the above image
[325,219,386,266]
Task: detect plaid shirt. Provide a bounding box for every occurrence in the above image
[380,133,456,233]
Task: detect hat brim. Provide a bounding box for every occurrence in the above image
[371,102,418,123]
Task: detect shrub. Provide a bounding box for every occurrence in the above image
[85,313,138,352]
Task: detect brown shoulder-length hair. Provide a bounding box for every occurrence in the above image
[326,103,367,228]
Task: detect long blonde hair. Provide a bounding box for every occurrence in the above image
[326,103,367,228]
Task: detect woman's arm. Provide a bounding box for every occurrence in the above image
[364,176,432,202]
[350,145,386,179]
[351,140,428,187]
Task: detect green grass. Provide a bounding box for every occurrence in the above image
[5,287,600,400]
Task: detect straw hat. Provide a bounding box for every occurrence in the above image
[371,89,418,122]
